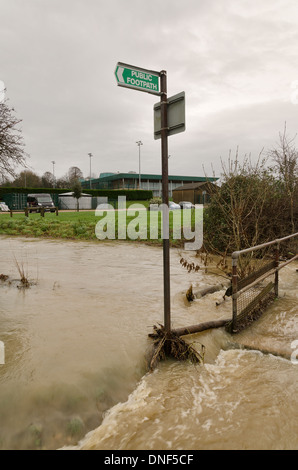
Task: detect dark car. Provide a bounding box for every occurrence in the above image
[27,194,55,213]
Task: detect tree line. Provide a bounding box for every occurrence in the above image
[0,96,88,189]
[0,166,85,189]
[1,92,297,253]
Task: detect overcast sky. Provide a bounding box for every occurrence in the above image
[1,0,298,180]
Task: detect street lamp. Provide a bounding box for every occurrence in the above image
[51,161,55,187]
[136,141,143,188]
[88,153,92,189]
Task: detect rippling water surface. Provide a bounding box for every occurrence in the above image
[0,236,297,450]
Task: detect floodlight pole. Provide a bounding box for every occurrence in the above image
[88,153,92,189]
[136,141,143,188]
[160,70,171,335]
[51,161,56,188]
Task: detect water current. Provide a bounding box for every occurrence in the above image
[0,236,297,450]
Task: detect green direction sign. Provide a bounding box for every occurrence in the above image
[115,62,160,95]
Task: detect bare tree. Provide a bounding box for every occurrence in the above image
[55,174,70,189]
[41,171,55,188]
[267,123,298,233]
[0,99,27,178]
[203,150,287,277]
[68,166,83,186]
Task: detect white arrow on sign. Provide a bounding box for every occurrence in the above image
[116,66,124,83]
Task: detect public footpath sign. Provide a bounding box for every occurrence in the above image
[114,61,173,335]
[115,62,160,95]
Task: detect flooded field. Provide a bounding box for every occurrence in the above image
[0,236,297,450]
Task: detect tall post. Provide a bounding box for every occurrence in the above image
[88,153,93,189]
[274,243,279,298]
[160,70,171,335]
[136,141,143,188]
[232,255,238,332]
[51,161,56,188]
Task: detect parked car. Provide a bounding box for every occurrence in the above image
[0,202,9,212]
[149,201,181,211]
[169,201,181,210]
[179,201,195,209]
[27,194,55,213]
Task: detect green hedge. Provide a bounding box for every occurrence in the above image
[0,187,69,196]
[83,189,153,200]
[0,187,153,201]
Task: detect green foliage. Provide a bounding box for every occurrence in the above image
[0,186,69,196]
[204,151,297,255]
[149,197,162,205]
[86,189,153,200]
[0,187,152,202]
[66,417,84,437]
[72,181,82,200]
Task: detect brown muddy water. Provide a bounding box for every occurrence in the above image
[0,236,297,450]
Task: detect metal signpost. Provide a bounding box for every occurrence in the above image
[159,70,171,335]
[115,62,185,336]
[154,91,185,140]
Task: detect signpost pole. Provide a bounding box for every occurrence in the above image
[114,62,174,336]
[160,70,171,335]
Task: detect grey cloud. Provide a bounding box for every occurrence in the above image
[1,0,298,179]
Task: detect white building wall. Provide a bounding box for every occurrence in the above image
[59,196,92,210]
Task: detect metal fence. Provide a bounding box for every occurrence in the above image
[1,192,60,210]
[227,232,298,333]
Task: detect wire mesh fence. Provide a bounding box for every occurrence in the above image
[226,232,298,333]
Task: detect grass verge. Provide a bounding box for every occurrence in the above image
[0,208,200,247]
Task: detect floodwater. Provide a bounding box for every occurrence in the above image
[0,236,297,450]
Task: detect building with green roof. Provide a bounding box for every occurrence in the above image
[82,172,217,198]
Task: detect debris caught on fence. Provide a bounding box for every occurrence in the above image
[147,324,205,371]
[185,282,231,303]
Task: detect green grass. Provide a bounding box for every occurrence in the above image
[0,205,201,246]
[0,211,98,241]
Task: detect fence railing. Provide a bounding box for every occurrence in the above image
[228,232,298,333]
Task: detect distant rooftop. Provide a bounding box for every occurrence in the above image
[93,172,218,182]
[173,181,218,190]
